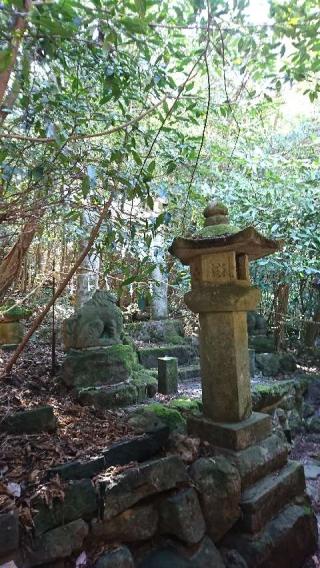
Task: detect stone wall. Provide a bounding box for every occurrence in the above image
[0,430,244,568]
[0,405,317,568]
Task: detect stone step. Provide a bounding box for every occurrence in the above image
[222,499,318,568]
[219,432,288,489]
[76,375,156,410]
[238,461,305,533]
[178,364,201,382]
[138,344,197,369]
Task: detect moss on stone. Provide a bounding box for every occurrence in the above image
[0,343,19,351]
[106,343,139,372]
[198,224,241,238]
[62,344,140,388]
[249,335,275,353]
[0,406,57,434]
[77,383,139,409]
[256,352,280,376]
[253,383,284,395]
[121,332,137,350]
[132,369,158,398]
[125,320,185,346]
[164,333,185,345]
[168,398,202,415]
[0,302,31,321]
[132,369,157,385]
[138,344,196,369]
[146,403,186,432]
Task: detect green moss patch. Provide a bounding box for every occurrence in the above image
[125,320,185,346]
[132,369,158,397]
[62,344,139,388]
[252,382,287,411]
[0,302,32,321]
[198,224,241,238]
[168,398,202,415]
[77,383,139,409]
[138,344,196,368]
[106,344,139,372]
[249,335,275,353]
[144,404,186,432]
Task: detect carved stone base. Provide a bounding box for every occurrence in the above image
[187,412,272,451]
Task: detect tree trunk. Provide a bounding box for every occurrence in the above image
[304,308,320,348]
[0,0,32,107]
[0,218,38,301]
[75,211,100,309]
[274,283,289,351]
[150,202,168,320]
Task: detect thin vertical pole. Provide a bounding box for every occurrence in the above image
[51,257,56,376]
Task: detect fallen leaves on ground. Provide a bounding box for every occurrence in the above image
[0,342,135,527]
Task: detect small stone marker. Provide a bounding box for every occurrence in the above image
[158,356,178,394]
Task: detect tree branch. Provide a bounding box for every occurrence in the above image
[0,0,32,106]
[0,95,169,143]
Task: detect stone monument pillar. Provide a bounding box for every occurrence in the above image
[169,200,282,449]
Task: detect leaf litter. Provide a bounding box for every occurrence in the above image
[0,342,135,530]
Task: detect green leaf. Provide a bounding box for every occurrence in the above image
[120,17,148,34]
[148,160,156,173]
[154,212,165,230]
[147,194,154,209]
[0,48,12,73]
[81,176,90,197]
[31,166,44,181]
[166,161,177,174]
[132,150,142,165]
[134,0,146,16]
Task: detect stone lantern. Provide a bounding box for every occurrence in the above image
[169,200,318,566]
[169,200,283,449]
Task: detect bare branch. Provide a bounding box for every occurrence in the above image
[0,95,169,143]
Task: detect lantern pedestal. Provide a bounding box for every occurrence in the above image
[188,411,271,451]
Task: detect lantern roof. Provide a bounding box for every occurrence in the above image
[169,200,283,264]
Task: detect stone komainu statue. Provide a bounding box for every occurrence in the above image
[63,290,123,350]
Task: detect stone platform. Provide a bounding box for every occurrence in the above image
[190,412,318,568]
[61,344,158,409]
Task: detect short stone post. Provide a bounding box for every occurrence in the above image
[158,357,178,394]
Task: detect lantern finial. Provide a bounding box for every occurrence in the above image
[199,199,240,237]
